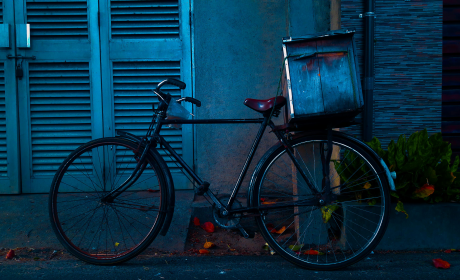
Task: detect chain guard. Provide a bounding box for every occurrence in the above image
[212,196,243,229]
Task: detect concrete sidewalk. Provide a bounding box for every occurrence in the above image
[0,191,195,252]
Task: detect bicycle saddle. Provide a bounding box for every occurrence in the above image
[244,96,286,114]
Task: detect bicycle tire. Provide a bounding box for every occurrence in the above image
[251,132,390,270]
[49,137,169,265]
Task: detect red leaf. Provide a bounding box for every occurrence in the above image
[433,258,451,269]
[265,223,274,232]
[260,198,266,202]
[199,249,209,254]
[445,249,452,254]
[5,249,15,259]
[413,184,435,199]
[193,217,200,226]
[202,222,215,233]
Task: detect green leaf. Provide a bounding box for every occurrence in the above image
[387,140,397,168]
[288,244,304,252]
[321,205,339,223]
[452,156,459,172]
[390,192,400,199]
[407,132,419,158]
[395,201,409,219]
[395,134,406,168]
[368,199,377,206]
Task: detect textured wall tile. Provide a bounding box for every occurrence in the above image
[341,0,442,147]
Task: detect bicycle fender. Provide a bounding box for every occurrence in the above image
[116,130,176,236]
[331,132,396,192]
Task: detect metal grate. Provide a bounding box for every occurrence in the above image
[112,61,183,172]
[0,63,6,176]
[110,0,180,39]
[26,0,89,40]
[29,62,92,175]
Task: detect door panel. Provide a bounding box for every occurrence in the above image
[100,0,192,189]
[17,0,103,193]
[0,0,20,194]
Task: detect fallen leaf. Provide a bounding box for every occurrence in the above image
[395,201,409,219]
[363,182,371,189]
[265,223,274,232]
[304,249,324,255]
[321,205,339,223]
[5,249,14,259]
[412,184,435,199]
[115,242,120,247]
[262,201,276,205]
[203,241,215,249]
[260,198,266,202]
[433,258,450,269]
[199,249,209,254]
[288,244,304,252]
[270,226,286,234]
[445,249,452,253]
[147,189,159,193]
[193,217,200,226]
[202,222,215,233]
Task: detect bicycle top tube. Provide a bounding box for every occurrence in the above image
[160,118,264,125]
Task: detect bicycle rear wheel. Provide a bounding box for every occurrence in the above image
[252,132,390,270]
[49,137,168,265]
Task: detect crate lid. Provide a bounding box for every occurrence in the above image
[283,29,355,44]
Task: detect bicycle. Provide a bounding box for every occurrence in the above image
[49,78,394,270]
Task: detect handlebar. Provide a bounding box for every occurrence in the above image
[154,78,202,108]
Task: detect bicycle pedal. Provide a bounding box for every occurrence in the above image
[236,224,254,239]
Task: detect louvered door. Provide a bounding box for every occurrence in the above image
[15,0,103,193]
[0,0,20,194]
[100,0,193,189]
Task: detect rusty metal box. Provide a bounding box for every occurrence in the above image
[282,30,363,124]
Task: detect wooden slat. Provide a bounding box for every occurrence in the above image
[443,136,460,150]
[443,57,460,70]
[444,40,460,54]
[444,0,460,6]
[443,89,460,102]
[442,121,460,134]
[444,24,460,38]
[444,8,460,22]
[442,104,460,118]
[443,73,460,86]
[29,62,92,175]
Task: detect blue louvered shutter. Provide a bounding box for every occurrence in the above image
[100,0,193,189]
[17,0,103,193]
[0,0,20,194]
[0,64,6,177]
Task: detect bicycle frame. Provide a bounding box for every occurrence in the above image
[104,113,328,217]
[156,116,322,215]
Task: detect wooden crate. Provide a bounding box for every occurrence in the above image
[282,30,363,125]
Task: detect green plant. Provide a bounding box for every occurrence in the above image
[366,129,460,204]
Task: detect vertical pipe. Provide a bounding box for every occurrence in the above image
[363,0,375,142]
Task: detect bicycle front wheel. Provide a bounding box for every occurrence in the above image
[252,132,390,270]
[49,137,169,265]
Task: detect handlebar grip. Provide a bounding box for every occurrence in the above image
[156,78,186,90]
[184,97,201,107]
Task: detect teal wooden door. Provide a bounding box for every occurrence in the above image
[99,0,193,189]
[0,0,20,194]
[16,0,103,193]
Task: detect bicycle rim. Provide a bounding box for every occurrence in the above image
[254,135,390,270]
[49,138,167,264]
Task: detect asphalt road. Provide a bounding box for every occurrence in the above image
[1,252,459,280]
